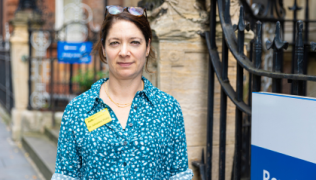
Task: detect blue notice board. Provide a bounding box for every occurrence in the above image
[57,41,93,64]
[251,92,316,180]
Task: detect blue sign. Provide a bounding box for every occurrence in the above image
[251,92,316,180]
[57,41,93,64]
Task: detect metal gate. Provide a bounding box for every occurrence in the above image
[25,0,106,127]
[0,38,14,114]
[27,21,102,127]
[192,0,316,179]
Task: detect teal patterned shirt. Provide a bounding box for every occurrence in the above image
[52,77,193,180]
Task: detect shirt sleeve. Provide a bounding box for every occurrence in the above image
[168,100,194,180]
[52,104,82,179]
[51,173,79,180]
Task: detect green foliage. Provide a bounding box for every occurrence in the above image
[72,69,108,92]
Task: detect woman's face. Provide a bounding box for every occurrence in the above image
[104,20,150,80]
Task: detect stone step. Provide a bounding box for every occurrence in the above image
[22,134,56,180]
[44,127,59,145]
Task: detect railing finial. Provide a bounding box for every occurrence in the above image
[236,6,250,32]
[288,0,302,11]
[266,21,288,93]
[255,21,262,45]
[266,21,289,50]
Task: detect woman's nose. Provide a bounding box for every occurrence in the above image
[119,44,130,57]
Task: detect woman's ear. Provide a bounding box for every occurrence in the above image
[146,39,151,57]
[102,46,106,57]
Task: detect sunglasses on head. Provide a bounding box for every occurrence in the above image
[105,6,147,18]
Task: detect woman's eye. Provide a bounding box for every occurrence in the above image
[131,41,140,45]
[109,42,119,45]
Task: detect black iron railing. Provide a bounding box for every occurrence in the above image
[192,0,316,179]
[0,39,14,114]
[27,21,101,126]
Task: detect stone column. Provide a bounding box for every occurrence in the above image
[150,0,253,179]
[10,11,41,140]
[150,1,209,179]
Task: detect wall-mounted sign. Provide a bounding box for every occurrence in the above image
[57,41,92,64]
[251,92,316,180]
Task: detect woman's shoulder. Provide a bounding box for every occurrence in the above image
[148,85,180,108]
[65,78,106,111]
[149,87,184,127]
[60,88,98,127]
[65,89,95,109]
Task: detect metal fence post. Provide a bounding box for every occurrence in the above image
[289,0,302,94]
[292,21,304,95]
[266,22,288,93]
[253,21,262,92]
[233,6,249,180]
[205,0,217,179]
[219,0,230,177]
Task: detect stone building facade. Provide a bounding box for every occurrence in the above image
[4,0,316,179]
[2,0,247,179]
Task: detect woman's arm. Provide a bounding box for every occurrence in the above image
[168,99,194,180]
[51,105,81,180]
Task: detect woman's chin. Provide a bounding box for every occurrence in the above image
[115,70,141,79]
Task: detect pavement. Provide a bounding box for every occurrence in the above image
[0,118,43,180]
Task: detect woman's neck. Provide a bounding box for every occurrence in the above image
[106,75,143,103]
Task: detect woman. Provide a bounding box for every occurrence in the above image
[52,5,193,180]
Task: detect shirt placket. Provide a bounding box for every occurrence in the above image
[90,99,125,177]
[120,92,142,178]
[100,93,142,179]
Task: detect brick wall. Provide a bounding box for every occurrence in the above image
[37,0,55,30]
[1,0,55,35]
[3,0,18,35]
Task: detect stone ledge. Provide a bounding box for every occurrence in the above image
[22,133,56,180]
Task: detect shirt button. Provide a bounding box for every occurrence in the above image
[123,162,127,166]
[123,141,127,145]
[134,106,137,110]
[129,123,133,127]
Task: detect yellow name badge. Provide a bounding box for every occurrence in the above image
[85,108,112,132]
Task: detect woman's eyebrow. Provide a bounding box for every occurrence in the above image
[107,37,120,41]
[107,37,143,41]
[130,37,143,41]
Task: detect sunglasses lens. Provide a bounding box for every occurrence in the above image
[128,7,144,16]
[108,6,124,15]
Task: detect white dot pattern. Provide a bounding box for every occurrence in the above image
[52,77,193,179]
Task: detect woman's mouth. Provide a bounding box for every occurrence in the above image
[117,62,133,67]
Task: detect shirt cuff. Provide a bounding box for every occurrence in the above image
[51,173,79,180]
[169,169,194,180]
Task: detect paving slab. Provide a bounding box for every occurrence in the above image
[0,118,42,180]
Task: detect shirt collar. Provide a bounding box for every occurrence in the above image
[141,76,156,105]
[85,76,155,113]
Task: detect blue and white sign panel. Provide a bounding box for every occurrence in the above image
[57,41,93,64]
[251,92,316,180]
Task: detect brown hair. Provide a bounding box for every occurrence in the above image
[94,11,155,73]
